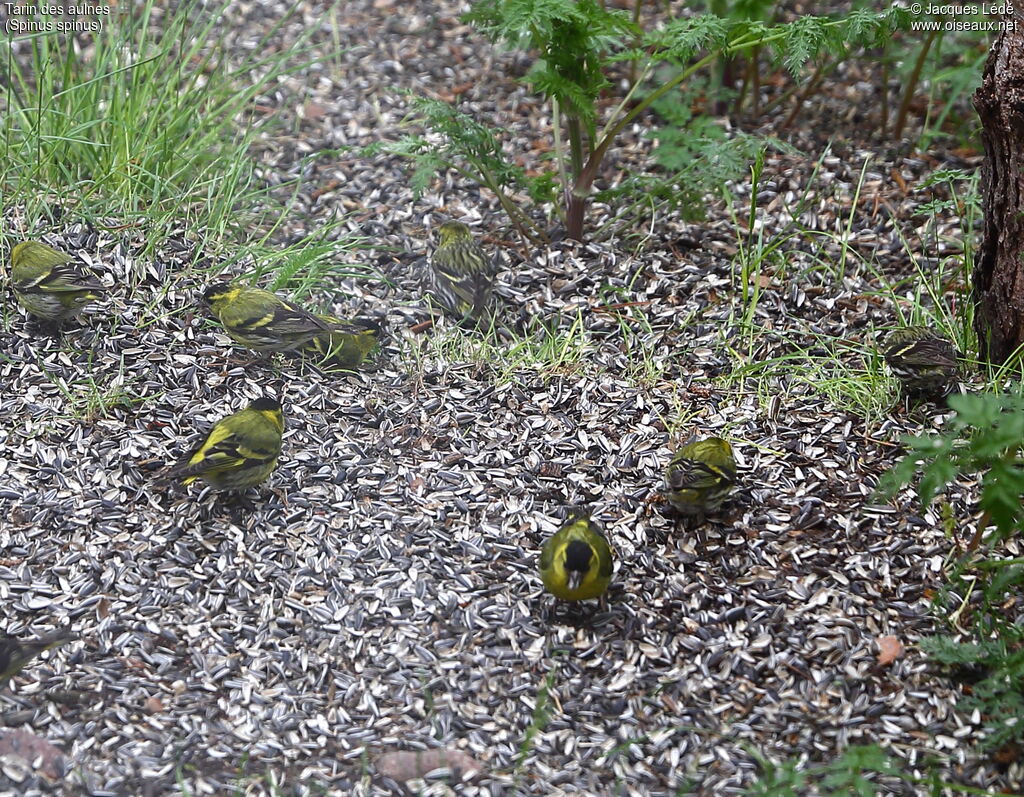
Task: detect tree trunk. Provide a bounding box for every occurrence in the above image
[973,8,1024,364]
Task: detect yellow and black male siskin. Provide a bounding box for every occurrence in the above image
[201,282,330,353]
[160,397,284,491]
[0,630,74,688]
[538,512,614,602]
[302,315,383,369]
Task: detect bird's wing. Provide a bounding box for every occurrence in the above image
[166,425,249,479]
[597,543,614,579]
[538,537,556,572]
[24,261,103,293]
[223,295,327,337]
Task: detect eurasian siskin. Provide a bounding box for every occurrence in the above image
[11,240,105,322]
[427,220,497,323]
[664,437,737,523]
[161,396,284,490]
[0,630,74,688]
[303,315,382,369]
[881,326,959,401]
[538,512,614,602]
[201,282,330,353]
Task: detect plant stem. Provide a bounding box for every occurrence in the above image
[564,113,587,239]
[880,48,890,134]
[779,60,828,130]
[568,49,719,239]
[895,28,939,138]
[449,160,546,246]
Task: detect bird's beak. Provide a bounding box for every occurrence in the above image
[567,571,583,591]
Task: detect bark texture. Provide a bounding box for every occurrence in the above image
[973,9,1024,363]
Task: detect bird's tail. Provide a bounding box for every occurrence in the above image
[25,630,75,656]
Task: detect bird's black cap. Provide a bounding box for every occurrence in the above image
[250,396,282,412]
[200,281,235,305]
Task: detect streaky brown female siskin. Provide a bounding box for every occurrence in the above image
[664,437,737,524]
[881,326,959,401]
[427,221,497,323]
